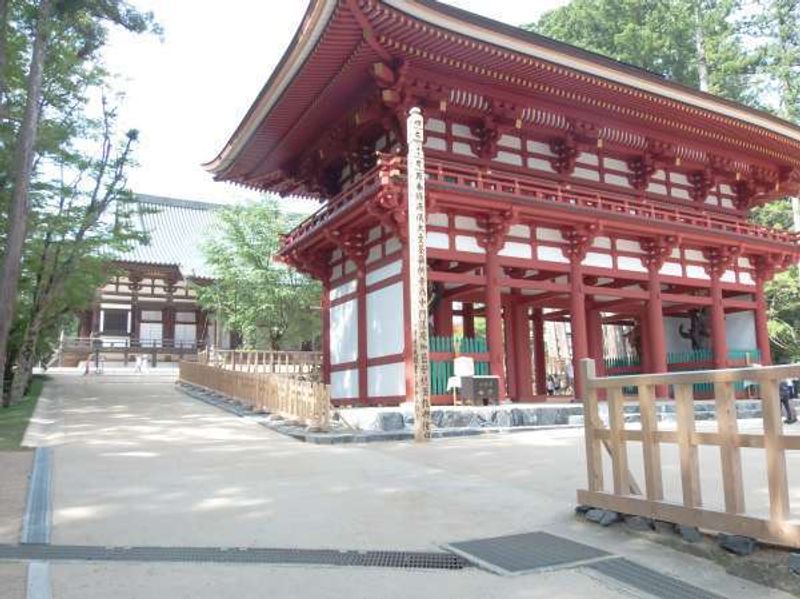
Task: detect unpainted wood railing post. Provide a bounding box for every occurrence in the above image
[675,383,702,508]
[714,381,745,514]
[607,387,629,495]
[579,358,604,492]
[760,378,790,521]
[638,384,664,500]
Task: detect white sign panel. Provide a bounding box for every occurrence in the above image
[407,107,431,442]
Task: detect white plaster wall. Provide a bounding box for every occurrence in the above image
[583,252,613,268]
[384,237,401,255]
[686,265,710,280]
[509,224,530,238]
[536,227,564,242]
[426,231,450,249]
[495,151,523,166]
[617,256,647,272]
[454,216,480,231]
[329,279,357,301]
[499,242,532,259]
[366,261,401,286]
[331,368,358,400]
[659,262,683,277]
[330,299,358,365]
[367,282,404,359]
[739,272,755,285]
[537,245,568,263]
[367,362,406,397]
[455,235,484,253]
[727,311,756,350]
[428,213,448,227]
[528,157,555,172]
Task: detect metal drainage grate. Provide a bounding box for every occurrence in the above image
[21,447,52,545]
[587,558,727,599]
[444,531,611,575]
[0,544,468,570]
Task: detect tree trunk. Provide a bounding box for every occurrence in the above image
[0,0,8,105]
[0,0,52,408]
[9,327,39,404]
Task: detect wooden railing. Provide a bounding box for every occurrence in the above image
[200,348,322,379]
[179,361,330,430]
[279,154,800,255]
[578,358,800,548]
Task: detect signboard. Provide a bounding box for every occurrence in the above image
[406,107,431,442]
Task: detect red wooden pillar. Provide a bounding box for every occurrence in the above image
[434,297,453,337]
[569,257,588,400]
[513,298,533,401]
[754,277,772,366]
[357,260,368,404]
[485,249,506,397]
[639,312,652,373]
[503,297,517,400]
[586,307,605,376]
[532,308,547,397]
[462,303,475,337]
[710,272,728,369]
[321,279,332,384]
[647,263,668,397]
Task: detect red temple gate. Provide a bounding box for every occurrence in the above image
[206,0,800,406]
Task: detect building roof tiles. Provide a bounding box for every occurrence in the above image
[114,195,222,280]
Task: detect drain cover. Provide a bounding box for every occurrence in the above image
[588,558,727,599]
[0,544,468,570]
[444,531,611,575]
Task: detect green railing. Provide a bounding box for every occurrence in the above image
[606,348,761,396]
[430,335,489,354]
[429,336,490,394]
[606,348,761,373]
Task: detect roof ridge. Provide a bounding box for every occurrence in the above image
[135,194,225,211]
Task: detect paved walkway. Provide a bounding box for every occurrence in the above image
[7,374,796,598]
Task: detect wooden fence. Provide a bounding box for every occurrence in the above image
[578,358,800,548]
[179,361,330,430]
[200,349,322,378]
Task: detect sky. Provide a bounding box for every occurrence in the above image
[104,1,568,208]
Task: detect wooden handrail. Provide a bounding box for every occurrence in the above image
[578,357,800,548]
[179,361,330,430]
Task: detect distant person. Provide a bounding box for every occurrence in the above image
[779,378,797,424]
[546,374,555,396]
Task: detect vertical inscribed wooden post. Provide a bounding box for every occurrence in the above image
[407,106,431,442]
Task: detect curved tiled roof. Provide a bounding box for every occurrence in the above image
[115,195,222,279]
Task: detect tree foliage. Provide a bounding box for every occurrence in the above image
[0,0,157,403]
[196,200,321,351]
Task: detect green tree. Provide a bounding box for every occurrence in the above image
[529,0,759,103]
[0,0,157,402]
[6,97,143,403]
[196,199,321,351]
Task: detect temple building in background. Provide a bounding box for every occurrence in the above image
[207,0,800,405]
[75,195,231,354]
